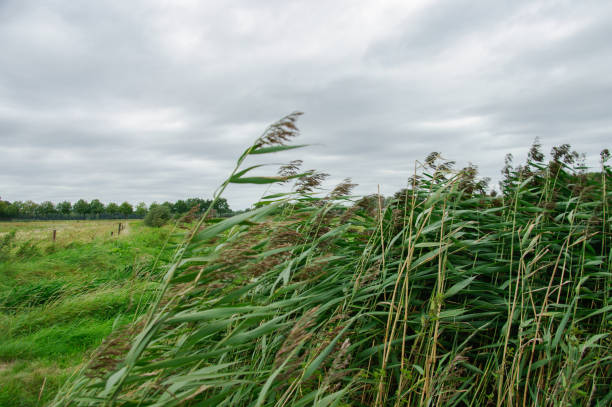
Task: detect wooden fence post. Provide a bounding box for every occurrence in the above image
[118,223,122,235]
[52,230,56,241]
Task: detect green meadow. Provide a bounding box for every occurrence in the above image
[0,220,170,406]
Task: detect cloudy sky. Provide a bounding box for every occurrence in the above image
[1,0,611,209]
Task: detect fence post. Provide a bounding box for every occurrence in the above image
[118,223,121,235]
[52,229,56,241]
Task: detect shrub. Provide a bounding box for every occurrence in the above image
[143,205,171,227]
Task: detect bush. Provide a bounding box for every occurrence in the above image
[143,205,171,227]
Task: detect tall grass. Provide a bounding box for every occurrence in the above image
[53,117,611,406]
[0,221,171,406]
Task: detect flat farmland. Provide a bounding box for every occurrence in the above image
[0,219,134,244]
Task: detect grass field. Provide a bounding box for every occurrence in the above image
[0,220,171,406]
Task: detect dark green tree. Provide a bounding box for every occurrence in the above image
[213,198,231,215]
[106,202,120,215]
[22,200,39,217]
[186,198,209,212]
[57,201,72,215]
[37,201,57,217]
[89,199,104,216]
[7,201,21,218]
[119,202,133,217]
[73,199,89,216]
[173,199,188,214]
[135,202,147,217]
[161,201,174,213]
[0,199,9,219]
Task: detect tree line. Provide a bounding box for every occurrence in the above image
[0,197,232,220]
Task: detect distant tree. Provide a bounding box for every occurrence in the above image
[186,198,208,212]
[37,201,57,217]
[161,201,174,213]
[119,202,133,217]
[0,199,9,219]
[57,201,72,215]
[22,201,39,217]
[73,199,89,216]
[106,202,120,215]
[135,202,147,217]
[214,198,231,215]
[89,199,104,216]
[7,201,22,218]
[173,199,188,214]
[180,197,232,216]
[0,197,232,219]
[144,204,171,227]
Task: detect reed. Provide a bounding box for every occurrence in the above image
[52,116,611,406]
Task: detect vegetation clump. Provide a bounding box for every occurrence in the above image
[52,116,611,406]
[143,204,171,227]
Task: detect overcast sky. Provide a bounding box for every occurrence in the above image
[1,0,611,209]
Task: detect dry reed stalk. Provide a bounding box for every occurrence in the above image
[421,198,449,405]
[37,377,47,405]
[378,189,435,406]
[395,167,418,406]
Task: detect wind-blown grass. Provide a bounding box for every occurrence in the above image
[53,117,611,406]
[0,221,172,406]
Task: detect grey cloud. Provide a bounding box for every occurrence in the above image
[365,0,529,64]
[1,0,610,209]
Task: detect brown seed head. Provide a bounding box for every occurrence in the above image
[330,178,358,198]
[256,112,303,148]
[296,171,329,194]
[325,338,352,391]
[274,306,319,381]
[278,160,303,181]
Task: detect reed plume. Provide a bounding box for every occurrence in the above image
[255,111,303,148]
[330,177,357,198]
